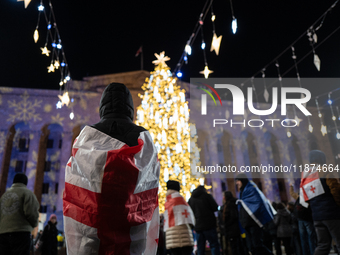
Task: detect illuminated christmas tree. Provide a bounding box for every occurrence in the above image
[136,52,202,213]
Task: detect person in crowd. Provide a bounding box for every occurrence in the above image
[63,83,160,254]
[300,150,340,255]
[222,191,245,255]
[235,173,274,255]
[36,214,58,255]
[287,202,302,255]
[290,184,317,255]
[189,185,220,255]
[164,180,195,255]
[274,202,293,255]
[34,230,43,246]
[217,205,227,255]
[0,173,40,255]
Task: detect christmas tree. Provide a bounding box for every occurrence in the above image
[136,52,202,213]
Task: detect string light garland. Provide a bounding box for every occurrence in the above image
[30,0,71,109]
[328,93,340,139]
[136,52,203,212]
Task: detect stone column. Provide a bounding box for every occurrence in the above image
[55,131,73,212]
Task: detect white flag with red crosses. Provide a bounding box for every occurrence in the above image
[163,192,195,232]
[300,167,325,207]
[63,126,160,255]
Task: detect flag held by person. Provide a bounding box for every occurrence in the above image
[236,181,276,228]
[299,167,325,207]
[63,126,160,255]
[163,191,195,232]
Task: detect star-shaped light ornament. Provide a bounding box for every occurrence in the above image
[58,92,70,107]
[47,63,55,73]
[210,33,222,55]
[40,46,50,57]
[294,115,302,126]
[200,66,213,79]
[54,60,60,69]
[152,51,170,66]
[17,0,31,8]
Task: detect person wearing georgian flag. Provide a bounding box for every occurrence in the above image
[300,150,340,255]
[164,180,195,255]
[63,83,160,255]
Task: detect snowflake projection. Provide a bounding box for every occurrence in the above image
[69,83,98,110]
[7,91,42,122]
[68,114,90,128]
[27,151,38,181]
[51,113,65,126]
[0,131,6,154]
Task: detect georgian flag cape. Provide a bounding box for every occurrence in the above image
[299,167,325,208]
[163,191,195,232]
[63,126,160,255]
[236,181,276,228]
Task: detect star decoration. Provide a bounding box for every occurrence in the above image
[58,92,70,107]
[308,124,313,133]
[294,115,302,126]
[40,46,50,56]
[199,65,213,79]
[152,51,170,66]
[47,64,55,73]
[54,60,60,69]
[210,33,222,55]
[17,0,31,8]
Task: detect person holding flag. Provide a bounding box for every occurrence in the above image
[299,150,340,255]
[63,83,160,255]
[235,173,275,255]
[164,180,195,255]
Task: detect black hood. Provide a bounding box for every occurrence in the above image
[99,83,134,120]
[235,173,249,190]
[191,185,207,198]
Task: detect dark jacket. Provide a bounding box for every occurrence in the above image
[91,83,146,146]
[309,178,340,221]
[223,197,240,238]
[41,221,58,255]
[273,209,292,238]
[188,186,218,232]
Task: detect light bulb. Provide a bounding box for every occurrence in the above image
[287,131,292,138]
[33,29,39,43]
[333,116,336,121]
[328,99,332,105]
[57,43,62,49]
[38,5,44,11]
[211,15,216,22]
[59,81,63,86]
[185,44,192,55]
[318,113,322,118]
[201,42,206,50]
[321,125,327,136]
[308,124,313,133]
[61,62,66,67]
[232,18,237,34]
[70,112,74,120]
[337,133,340,139]
[176,71,183,78]
[56,101,62,109]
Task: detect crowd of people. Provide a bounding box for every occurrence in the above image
[158,150,340,255]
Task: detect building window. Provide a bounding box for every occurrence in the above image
[18,138,29,152]
[59,139,62,149]
[15,160,27,173]
[47,139,54,149]
[42,183,49,194]
[39,205,47,213]
[55,183,59,194]
[44,161,51,172]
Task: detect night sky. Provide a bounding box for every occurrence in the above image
[0,0,340,91]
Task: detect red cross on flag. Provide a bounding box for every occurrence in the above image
[163,191,195,232]
[63,126,160,255]
[299,167,325,207]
